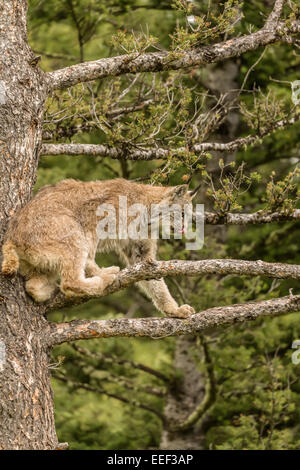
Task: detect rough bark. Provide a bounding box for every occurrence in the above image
[0,0,58,449]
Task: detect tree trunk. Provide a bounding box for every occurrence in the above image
[160,336,206,450]
[0,0,58,449]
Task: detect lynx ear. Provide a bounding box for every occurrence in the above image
[169,184,189,201]
[188,183,201,200]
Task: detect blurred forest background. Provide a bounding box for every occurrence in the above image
[28,0,299,449]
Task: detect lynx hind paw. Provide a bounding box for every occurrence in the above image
[102,266,120,274]
[102,273,118,289]
[170,304,195,319]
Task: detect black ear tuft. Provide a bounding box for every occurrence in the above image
[188,183,201,199]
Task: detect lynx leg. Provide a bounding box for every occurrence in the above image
[122,241,195,318]
[138,279,194,318]
[26,274,57,303]
[60,252,117,297]
[85,259,120,278]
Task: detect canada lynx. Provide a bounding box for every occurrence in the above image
[1,178,197,318]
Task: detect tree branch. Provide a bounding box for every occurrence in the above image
[69,346,167,396]
[199,209,300,225]
[54,373,165,421]
[71,343,170,382]
[40,113,300,159]
[47,294,300,346]
[264,0,286,31]
[106,99,154,118]
[44,259,300,313]
[99,373,166,397]
[47,10,299,91]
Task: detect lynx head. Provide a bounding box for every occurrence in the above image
[161,183,201,206]
[153,183,201,235]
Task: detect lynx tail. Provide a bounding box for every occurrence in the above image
[1,241,19,275]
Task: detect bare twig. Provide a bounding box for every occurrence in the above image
[40,112,300,159]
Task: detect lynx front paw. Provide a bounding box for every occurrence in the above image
[102,273,118,289]
[168,304,195,319]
